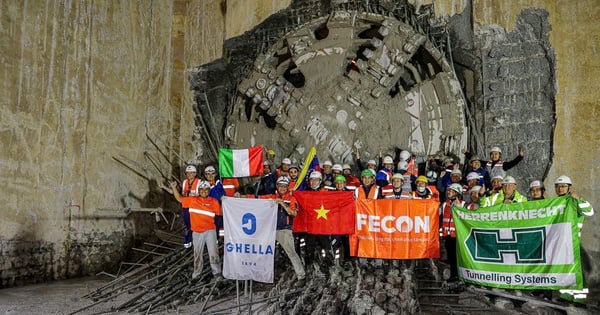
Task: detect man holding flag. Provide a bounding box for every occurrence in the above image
[250,176,306,287]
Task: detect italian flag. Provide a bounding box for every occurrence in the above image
[218,146,264,178]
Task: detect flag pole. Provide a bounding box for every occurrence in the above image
[248,280,253,314]
[294,146,317,190]
[236,280,241,314]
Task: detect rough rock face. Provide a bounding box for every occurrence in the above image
[449,5,556,190]
[225,10,467,164]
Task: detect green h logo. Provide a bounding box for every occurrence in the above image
[465,227,546,264]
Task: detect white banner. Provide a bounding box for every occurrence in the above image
[222,196,277,283]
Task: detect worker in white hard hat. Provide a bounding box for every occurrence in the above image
[466,185,482,210]
[321,160,334,188]
[440,183,466,282]
[353,146,381,172]
[324,164,344,190]
[463,172,481,203]
[302,170,335,271]
[464,156,488,186]
[486,146,524,185]
[381,173,411,199]
[553,175,594,303]
[342,164,360,190]
[398,149,420,178]
[528,180,545,200]
[480,175,527,207]
[160,164,201,249]
[375,155,395,187]
[276,158,292,178]
[249,176,306,287]
[170,180,222,280]
[554,175,594,216]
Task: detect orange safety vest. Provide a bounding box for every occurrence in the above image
[182,178,200,197]
[354,185,380,200]
[221,178,239,197]
[257,192,298,228]
[407,157,418,178]
[440,199,465,238]
[410,185,440,201]
[181,196,221,233]
[381,185,412,199]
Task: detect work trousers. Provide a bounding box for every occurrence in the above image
[277,229,306,279]
[181,208,192,247]
[192,230,221,279]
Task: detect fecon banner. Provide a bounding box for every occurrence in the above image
[350,199,440,259]
[453,196,585,290]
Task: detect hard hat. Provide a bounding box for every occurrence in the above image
[469,156,481,163]
[334,175,346,183]
[490,146,502,153]
[309,171,322,180]
[554,175,572,185]
[332,164,343,172]
[397,160,408,171]
[263,160,270,166]
[492,175,504,181]
[400,150,411,161]
[391,173,404,181]
[383,156,394,164]
[289,164,299,170]
[451,169,462,176]
[416,175,429,184]
[529,180,544,189]
[282,158,291,165]
[361,169,375,177]
[322,160,333,167]
[276,176,290,186]
[198,181,211,189]
[503,176,516,184]
[469,185,482,193]
[204,166,216,174]
[443,158,454,166]
[448,183,463,194]
[367,159,377,166]
[185,165,197,173]
[342,164,352,170]
[466,172,479,181]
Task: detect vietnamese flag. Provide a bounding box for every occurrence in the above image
[292,191,355,234]
[218,146,264,178]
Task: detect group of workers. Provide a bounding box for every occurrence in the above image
[159,147,594,300]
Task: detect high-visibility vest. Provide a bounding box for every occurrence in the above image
[407,157,418,177]
[381,185,411,199]
[485,160,505,179]
[221,178,239,197]
[182,178,200,196]
[354,185,379,200]
[410,186,439,201]
[440,199,465,238]
[257,192,298,230]
[180,196,221,233]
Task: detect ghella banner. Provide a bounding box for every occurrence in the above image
[453,196,585,290]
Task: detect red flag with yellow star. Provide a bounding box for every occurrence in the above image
[292,191,355,234]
